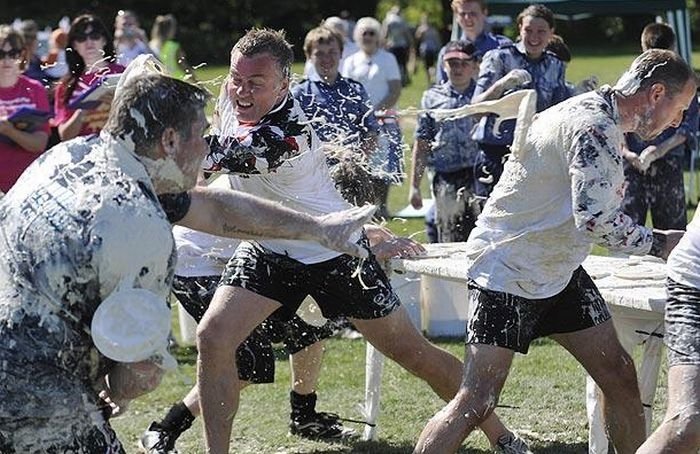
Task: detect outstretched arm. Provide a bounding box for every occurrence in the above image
[177,185,375,258]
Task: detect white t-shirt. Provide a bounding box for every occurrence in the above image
[341,49,401,108]
[466,88,653,299]
[208,93,358,264]
[668,210,700,288]
[173,176,239,277]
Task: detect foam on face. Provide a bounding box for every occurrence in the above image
[139,154,189,193]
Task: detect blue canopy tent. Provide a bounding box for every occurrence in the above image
[453,0,692,64]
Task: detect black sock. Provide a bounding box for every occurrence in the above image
[290,390,317,420]
[158,402,195,437]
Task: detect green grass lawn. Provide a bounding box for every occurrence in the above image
[112,47,693,452]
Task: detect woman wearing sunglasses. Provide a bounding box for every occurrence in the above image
[54,14,124,141]
[0,25,50,194]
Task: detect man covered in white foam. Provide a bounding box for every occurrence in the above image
[415,49,697,453]
[0,62,374,452]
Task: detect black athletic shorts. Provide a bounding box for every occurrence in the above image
[219,235,400,321]
[466,266,611,353]
[172,275,334,383]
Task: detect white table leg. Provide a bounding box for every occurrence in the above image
[638,332,664,434]
[586,309,664,453]
[362,342,385,441]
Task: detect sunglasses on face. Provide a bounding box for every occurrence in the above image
[0,49,21,60]
[362,30,376,37]
[74,31,104,43]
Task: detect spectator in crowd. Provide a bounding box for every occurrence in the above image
[18,19,56,86]
[340,10,357,39]
[342,17,405,219]
[0,70,373,453]
[54,14,125,141]
[43,28,69,80]
[295,25,378,173]
[545,34,598,97]
[409,41,481,243]
[0,24,50,194]
[620,22,698,231]
[414,13,442,83]
[382,5,413,86]
[114,9,152,67]
[471,4,568,201]
[415,48,696,454]
[149,14,198,82]
[303,16,358,80]
[436,0,511,83]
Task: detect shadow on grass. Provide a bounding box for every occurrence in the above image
[174,345,197,364]
[301,439,493,453]
[532,441,589,453]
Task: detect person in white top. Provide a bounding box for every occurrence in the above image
[638,216,700,452]
[341,16,405,218]
[194,28,520,454]
[415,49,697,454]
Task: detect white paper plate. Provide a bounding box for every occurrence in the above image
[613,264,665,280]
[92,288,171,363]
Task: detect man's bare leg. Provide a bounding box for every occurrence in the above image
[197,285,281,454]
[413,343,514,453]
[551,320,645,454]
[637,365,700,453]
[290,341,325,394]
[352,307,515,450]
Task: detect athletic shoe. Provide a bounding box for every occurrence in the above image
[139,422,179,454]
[289,412,356,440]
[494,433,533,454]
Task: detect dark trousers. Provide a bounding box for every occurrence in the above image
[620,154,687,230]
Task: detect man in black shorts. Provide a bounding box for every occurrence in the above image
[195,28,491,453]
[415,49,696,453]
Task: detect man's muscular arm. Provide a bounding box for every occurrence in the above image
[178,185,375,258]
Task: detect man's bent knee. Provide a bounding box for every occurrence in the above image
[450,387,498,425]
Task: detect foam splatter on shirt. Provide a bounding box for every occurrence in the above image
[467,86,653,299]
[0,133,175,452]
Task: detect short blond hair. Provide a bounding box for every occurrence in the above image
[304,26,344,58]
[451,0,487,12]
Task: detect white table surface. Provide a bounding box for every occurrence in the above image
[390,243,667,314]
